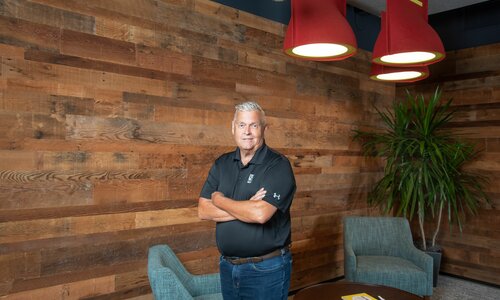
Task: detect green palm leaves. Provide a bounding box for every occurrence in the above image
[353,88,489,250]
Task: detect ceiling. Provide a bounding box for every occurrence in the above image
[218,0,500,51]
[347,0,490,15]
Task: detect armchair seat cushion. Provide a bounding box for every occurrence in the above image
[354,255,429,295]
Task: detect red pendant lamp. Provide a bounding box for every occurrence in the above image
[283,0,357,61]
[372,0,445,66]
[370,63,429,82]
[370,11,429,82]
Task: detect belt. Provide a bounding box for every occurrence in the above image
[224,245,290,265]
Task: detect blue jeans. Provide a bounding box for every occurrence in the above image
[219,249,292,300]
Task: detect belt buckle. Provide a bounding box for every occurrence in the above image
[226,256,263,265]
[250,257,263,263]
[225,246,289,265]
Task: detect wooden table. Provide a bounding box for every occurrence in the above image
[293,282,423,300]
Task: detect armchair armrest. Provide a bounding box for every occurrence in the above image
[343,242,357,281]
[400,245,433,294]
[401,246,433,273]
[192,273,221,296]
[148,267,194,300]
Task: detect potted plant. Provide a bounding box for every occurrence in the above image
[353,87,489,286]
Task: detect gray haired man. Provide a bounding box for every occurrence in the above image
[198,101,296,300]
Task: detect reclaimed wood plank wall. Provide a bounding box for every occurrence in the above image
[398,43,500,286]
[0,0,391,298]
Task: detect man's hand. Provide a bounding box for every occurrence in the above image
[198,195,236,222]
[250,187,266,201]
[211,191,224,201]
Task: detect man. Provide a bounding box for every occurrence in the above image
[198,101,296,300]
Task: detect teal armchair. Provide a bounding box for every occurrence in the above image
[343,216,433,297]
[147,244,223,300]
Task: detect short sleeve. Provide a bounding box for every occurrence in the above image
[200,163,219,199]
[261,157,296,212]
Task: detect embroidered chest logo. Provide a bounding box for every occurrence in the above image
[273,193,281,200]
[247,174,254,184]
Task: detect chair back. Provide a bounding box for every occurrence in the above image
[344,216,414,256]
[148,245,195,297]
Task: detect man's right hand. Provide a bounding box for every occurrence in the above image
[250,187,267,201]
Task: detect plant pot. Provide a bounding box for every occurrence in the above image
[414,239,442,287]
[425,250,442,287]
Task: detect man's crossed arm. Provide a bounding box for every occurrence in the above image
[198,188,277,224]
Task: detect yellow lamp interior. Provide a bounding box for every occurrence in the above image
[381,51,436,64]
[292,43,348,58]
[376,71,423,81]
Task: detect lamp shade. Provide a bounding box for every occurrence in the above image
[372,0,445,66]
[283,0,357,61]
[370,63,429,82]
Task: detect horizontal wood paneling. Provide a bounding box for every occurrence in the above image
[0,0,391,298]
[398,42,500,286]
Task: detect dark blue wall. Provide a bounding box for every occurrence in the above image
[429,0,500,51]
[213,0,500,52]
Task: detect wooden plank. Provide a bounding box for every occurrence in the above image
[154,105,232,126]
[0,112,35,141]
[122,91,236,120]
[0,168,183,183]
[0,0,95,34]
[65,114,234,146]
[0,15,60,51]
[2,276,115,300]
[450,126,500,139]
[0,251,41,294]
[0,44,25,59]
[6,260,142,296]
[2,58,174,97]
[0,200,196,223]
[168,175,209,200]
[81,285,151,300]
[0,181,92,210]
[136,44,192,76]
[290,262,343,291]
[0,207,203,243]
[486,138,500,152]
[60,29,136,65]
[114,268,149,292]
[192,56,296,97]
[295,173,380,192]
[156,0,246,44]
[286,63,361,101]
[24,49,173,81]
[93,180,168,204]
[0,222,215,256]
[85,0,160,22]
[38,151,141,171]
[0,150,38,170]
[465,153,500,171]
[1,88,95,115]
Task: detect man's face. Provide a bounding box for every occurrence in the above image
[232,110,266,153]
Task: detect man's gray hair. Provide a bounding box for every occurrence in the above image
[234,101,266,125]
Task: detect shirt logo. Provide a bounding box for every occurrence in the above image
[247,174,254,184]
[273,193,281,201]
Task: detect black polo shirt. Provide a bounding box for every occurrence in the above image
[200,143,296,257]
